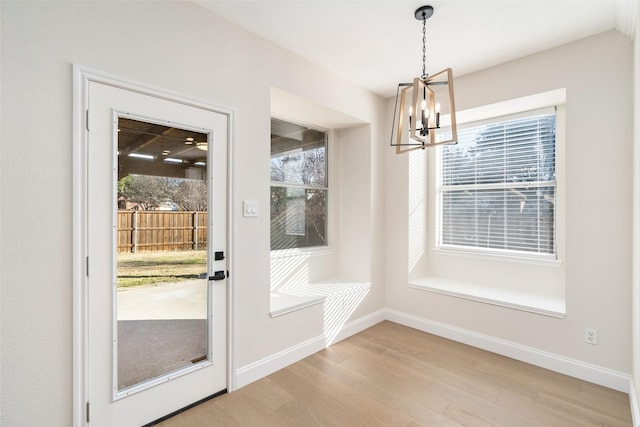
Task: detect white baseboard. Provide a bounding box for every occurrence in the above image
[630,380,640,427]
[234,307,630,395]
[234,308,386,389]
[385,309,631,393]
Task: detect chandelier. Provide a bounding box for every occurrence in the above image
[390,5,458,152]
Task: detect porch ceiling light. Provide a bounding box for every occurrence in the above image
[390,5,458,153]
[185,137,207,151]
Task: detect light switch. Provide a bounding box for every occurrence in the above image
[243,200,258,217]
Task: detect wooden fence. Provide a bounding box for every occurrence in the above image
[117,211,207,253]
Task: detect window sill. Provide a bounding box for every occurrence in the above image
[409,276,565,318]
[270,246,337,259]
[434,247,562,267]
[270,279,370,317]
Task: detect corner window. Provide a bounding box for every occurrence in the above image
[437,108,557,259]
[270,118,328,250]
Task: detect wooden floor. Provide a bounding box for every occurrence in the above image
[157,321,632,426]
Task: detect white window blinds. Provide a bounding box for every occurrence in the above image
[438,109,557,258]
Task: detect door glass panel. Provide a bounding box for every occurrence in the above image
[116,117,209,392]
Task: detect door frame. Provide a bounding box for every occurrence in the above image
[72,65,235,426]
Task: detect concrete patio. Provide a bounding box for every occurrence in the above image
[116,280,208,390]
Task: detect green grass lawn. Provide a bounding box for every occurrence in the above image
[117,250,207,288]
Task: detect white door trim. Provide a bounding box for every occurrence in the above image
[72,65,235,426]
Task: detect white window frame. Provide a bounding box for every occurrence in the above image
[435,106,562,263]
[269,118,333,255]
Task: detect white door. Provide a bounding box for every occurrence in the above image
[86,81,228,426]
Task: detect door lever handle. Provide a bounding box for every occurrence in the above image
[209,271,226,281]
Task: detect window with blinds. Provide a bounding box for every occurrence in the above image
[437,109,557,259]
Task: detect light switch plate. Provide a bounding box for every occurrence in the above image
[243,200,258,217]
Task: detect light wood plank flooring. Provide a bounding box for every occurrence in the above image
[157,321,632,426]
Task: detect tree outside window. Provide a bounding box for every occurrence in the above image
[270,118,328,250]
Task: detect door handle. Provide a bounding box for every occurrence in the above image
[209,271,226,281]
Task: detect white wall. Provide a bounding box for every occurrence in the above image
[0,2,386,425]
[385,31,633,373]
[1,2,635,426]
[632,2,640,423]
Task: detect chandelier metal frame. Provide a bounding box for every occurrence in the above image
[390,5,458,152]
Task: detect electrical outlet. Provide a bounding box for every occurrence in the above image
[584,328,598,345]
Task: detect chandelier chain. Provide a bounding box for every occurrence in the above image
[421,15,427,79]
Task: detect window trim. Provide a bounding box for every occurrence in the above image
[434,106,560,263]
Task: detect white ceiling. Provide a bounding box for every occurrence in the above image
[196,1,637,99]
